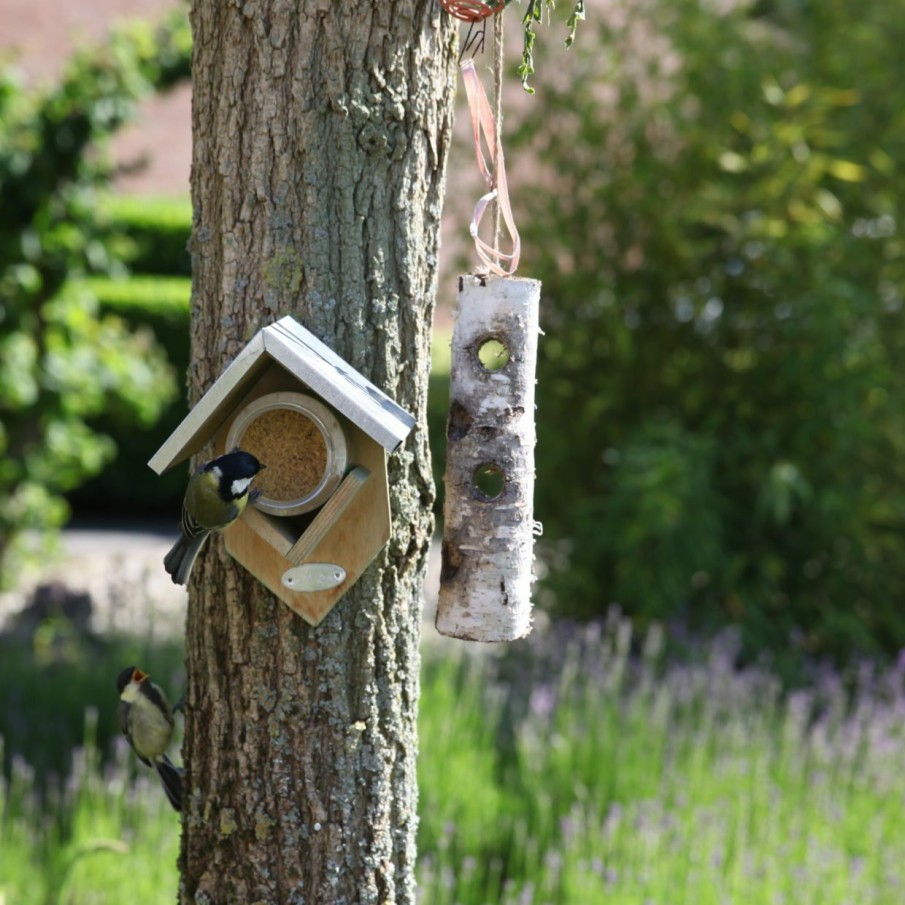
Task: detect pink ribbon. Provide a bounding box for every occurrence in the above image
[461,58,521,276]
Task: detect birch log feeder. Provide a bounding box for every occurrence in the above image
[437,274,541,641]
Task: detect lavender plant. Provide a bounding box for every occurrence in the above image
[417,616,905,904]
[2,622,904,904]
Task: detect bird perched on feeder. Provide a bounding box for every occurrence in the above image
[163,449,264,585]
[117,666,183,812]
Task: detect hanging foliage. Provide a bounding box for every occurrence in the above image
[516,0,586,91]
[443,0,586,91]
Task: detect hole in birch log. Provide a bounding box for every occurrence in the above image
[476,337,511,372]
[447,400,472,441]
[472,463,505,500]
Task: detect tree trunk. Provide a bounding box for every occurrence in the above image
[181,3,455,902]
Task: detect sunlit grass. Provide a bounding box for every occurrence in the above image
[3,620,904,904]
[0,715,179,905]
[418,620,905,904]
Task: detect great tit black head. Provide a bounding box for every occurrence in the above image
[203,449,265,503]
[117,664,140,694]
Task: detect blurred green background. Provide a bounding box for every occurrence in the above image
[3,0,904,662]
[2,0,905,901]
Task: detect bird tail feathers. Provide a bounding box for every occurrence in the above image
[163,532,210,585]
[155,754,184,812]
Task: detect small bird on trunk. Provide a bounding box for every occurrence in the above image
[117,665,183,811]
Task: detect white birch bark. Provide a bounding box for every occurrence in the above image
[437,274,541,641]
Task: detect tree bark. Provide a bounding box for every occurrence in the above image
[181,3,455,903]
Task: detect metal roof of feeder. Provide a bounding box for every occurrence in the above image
[148,316,415,475]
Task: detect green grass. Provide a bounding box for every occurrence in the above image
[3,622,904,904]
[0,736,179,905]
[417,625,905,904]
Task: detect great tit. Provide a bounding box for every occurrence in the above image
[163,449,264,585]
[117,666,183,812]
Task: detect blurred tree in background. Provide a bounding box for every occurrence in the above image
[0,11,191,583]
[513,0,905,661]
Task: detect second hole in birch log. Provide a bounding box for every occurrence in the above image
[472,463,505,500]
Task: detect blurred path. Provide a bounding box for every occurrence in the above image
[0,521,442,640]
[0,520,187,640]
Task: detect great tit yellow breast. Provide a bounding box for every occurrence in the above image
[121,683,174,760]
[185,470,241,529]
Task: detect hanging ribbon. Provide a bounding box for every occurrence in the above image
[440,0,506,21]
[461,58,521,277]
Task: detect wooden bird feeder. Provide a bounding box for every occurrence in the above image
[148,316,415,626]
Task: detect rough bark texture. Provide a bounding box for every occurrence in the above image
[437,275,540,641]
[181,3,455,903]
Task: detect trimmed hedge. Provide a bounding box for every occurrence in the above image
[86,274,191,379]
[98,195,192,276]
[70,274,191,514]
